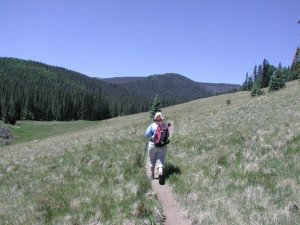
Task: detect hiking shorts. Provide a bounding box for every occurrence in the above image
[148,141,167,168]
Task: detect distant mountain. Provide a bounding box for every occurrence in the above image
[115,74,212,104]
[0,57,240,122]
[103,74,240,97]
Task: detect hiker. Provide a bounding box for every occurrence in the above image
[144,112,169,184]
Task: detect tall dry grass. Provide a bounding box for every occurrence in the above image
[164,80,300,224]
[0,116,161,224]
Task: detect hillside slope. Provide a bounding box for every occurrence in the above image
[1,80,299,224]
[119,73,212,104]
[0,57,135,120]
[163,79,300,224]
[101,76,145,84]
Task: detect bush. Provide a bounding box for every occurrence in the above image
[269,70,286,91]
[3,113,17,125]
[1,100,18,125]
[251,84,264,97]
[0,127,15,145]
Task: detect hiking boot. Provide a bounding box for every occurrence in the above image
[158,167,165,185]
[159,174,165,185]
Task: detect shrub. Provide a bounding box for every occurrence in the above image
[3,113,17,125]
[269,69,286,91]
[251,83,264,97]
[0,127,15,145]
[1,99,18,125]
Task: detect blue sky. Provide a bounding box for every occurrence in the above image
[1,0,299,84]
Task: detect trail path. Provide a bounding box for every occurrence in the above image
[147,167,193,225]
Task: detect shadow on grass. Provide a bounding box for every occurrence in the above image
[164,163,181,179]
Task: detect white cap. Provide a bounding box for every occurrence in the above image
[154,112,164,120]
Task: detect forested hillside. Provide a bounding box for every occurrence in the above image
[101,77,145,84]
[115,74,212,105]
[0,57,239,123]
[0,57,138,122]
[103,73,240,105]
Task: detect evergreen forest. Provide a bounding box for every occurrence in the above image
[1,57,235,124]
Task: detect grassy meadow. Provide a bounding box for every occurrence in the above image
[0,79,299,224]
[164,80,300,224]
[1,120,104,144]
[0,116,161,224]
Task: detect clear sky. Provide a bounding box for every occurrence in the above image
[1,0,299,84]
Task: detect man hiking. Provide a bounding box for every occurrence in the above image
[144,112,170,185]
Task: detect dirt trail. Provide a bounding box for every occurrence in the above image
[148,167,193,225]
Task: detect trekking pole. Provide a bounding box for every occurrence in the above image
[142,141,148,166]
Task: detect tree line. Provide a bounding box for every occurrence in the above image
[241,47,300,96]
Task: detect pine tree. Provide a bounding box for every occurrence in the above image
[257,65,263,82]
[241,73,249,91]
[247,76,254,90]
[251,81,264,97]
[261,59,271,88]
[269,69,286,91]
[282,66,292,81]
[291,47,300,80]
[262,59,276,88]
[149,95,161,118]
[242,73,254,91]
[253,65,258,82]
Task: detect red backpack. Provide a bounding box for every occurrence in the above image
[154,122,170,147]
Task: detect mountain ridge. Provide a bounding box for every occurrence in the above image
[102,73,240,95]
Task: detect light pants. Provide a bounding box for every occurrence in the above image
[148,141,167,170]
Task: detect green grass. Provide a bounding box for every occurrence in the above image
[0,120,102,144]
